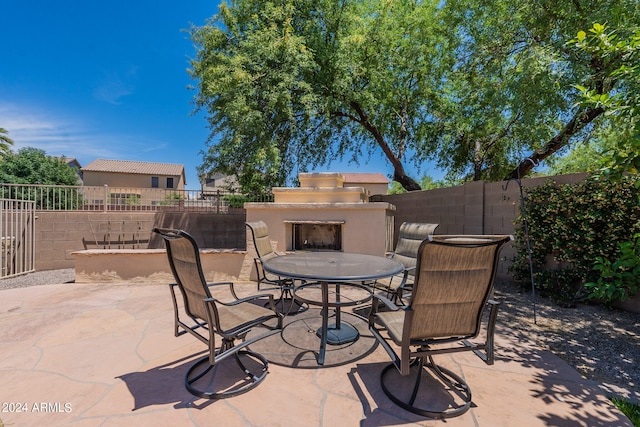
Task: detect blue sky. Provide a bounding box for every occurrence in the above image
[1,1,434,190]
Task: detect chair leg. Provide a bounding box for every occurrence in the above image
[185,341,270,399]
[265,280,308,316]
[380,355,472,419]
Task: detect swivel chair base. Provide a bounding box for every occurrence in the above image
[186,350,270,399]
[380,355,472,418]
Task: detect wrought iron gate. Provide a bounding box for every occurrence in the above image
[0,199,36,278]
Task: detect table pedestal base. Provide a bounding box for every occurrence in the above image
[318,323,359,345]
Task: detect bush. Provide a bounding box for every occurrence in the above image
[222,194,252,209]
[510,174,640,305]
[585,233,640,306]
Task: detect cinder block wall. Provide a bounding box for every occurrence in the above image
[374,173,588,277]
[35,211,247,270]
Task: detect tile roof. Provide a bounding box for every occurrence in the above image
[81,159,185,178]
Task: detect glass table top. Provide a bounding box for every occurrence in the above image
[262,252,404,282]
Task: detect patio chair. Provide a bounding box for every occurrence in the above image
[368,234,513,418]
[375,222,439,304]
[153,227,283,399]
[245,221,306,314]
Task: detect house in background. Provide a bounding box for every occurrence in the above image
[81,159,186,206]
[57,157,83,184]
[82,159,186,189]
[199,172,240,193]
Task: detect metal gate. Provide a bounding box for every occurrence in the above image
[0,199,36,278]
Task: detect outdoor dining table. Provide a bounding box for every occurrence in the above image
[262,251,404,365]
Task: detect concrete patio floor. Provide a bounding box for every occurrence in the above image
[0,281,633,427]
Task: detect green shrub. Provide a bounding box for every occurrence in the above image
[585,233,640,306]
[222,194,252,209]
[510,174,640,305]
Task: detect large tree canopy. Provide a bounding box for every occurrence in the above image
[422,0,639,181]
[190,0,449,192]
[189,0,639,191]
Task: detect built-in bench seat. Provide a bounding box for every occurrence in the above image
[72,248,248,284]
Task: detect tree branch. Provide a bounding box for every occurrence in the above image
[332,101,421,190]
[505,106,605,180]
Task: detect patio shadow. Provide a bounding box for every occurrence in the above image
[116,351,219,411]
[247,307,379,368]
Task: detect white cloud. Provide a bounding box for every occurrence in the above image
[0,100,202,188]
[93,66,138,105]
[0,102,119,160]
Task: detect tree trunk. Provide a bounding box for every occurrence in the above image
[505,107,605,180]
[393,167,422,191]
[348,101,422,191]
[473,138,483,181]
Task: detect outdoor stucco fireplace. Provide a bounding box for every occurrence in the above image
[244,172,395,259]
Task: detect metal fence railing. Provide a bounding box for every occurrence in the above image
[0,184,274,212]
[0,198,35,278]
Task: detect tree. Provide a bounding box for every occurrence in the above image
[388,174,448,194]
[0,148,81,209]
[189,1,639,192]
[189,0,451,192]
[0,147,79,185]
[434,0,639,182]
[543,123,632,176]
[570,23,640,175]
[544,140,607,176]
[0,128,15,158]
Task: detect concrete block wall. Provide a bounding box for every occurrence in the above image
[374,173,588,278]
[149,212,246,250]
[376,173,587,244]
[35,211,247,271]
[35,212,157,270]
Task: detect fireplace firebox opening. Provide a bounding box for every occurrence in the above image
[288,221,344,251]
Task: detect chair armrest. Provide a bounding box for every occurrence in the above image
[206,281,234,288]
[373,294,400,312]
[204,281,240,300]
[485,299,501,365]
[205,293,284,327]
[369,294,402,326]
[214,293,275,307]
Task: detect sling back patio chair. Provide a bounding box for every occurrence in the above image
[153,227,283,399]
[245,220,306,314]
[375,222,439,304]
[369,234,513,418]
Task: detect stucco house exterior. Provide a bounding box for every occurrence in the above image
[57,157,84,184]
[81,159,186,206]
[199,172,240,192]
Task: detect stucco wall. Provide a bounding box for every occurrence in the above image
[245,202,395,256]
[73,249,247,284]
[82,171,185,190]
